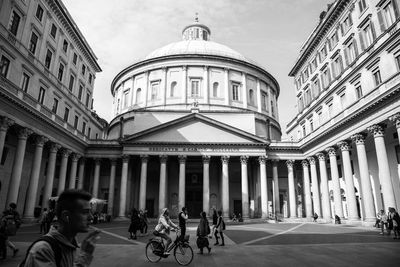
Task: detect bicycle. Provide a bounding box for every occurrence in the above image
[145,229,194,266]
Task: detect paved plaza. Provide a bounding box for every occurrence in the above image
[1,221,400,267]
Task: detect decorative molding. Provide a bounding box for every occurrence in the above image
[367,124,385,137]
[49,142,61,153]
[258,156,266,164]
[325,146,337,157]
[122,154,130,163]
[33,135,48,146]
[17,127,33,139]
[178,155,187,163]
[316,152,326,161]
[389,113,400,129]
[285,160,295,168]
[240,155,249,164]
[307,156,316,165]
[202,155,211,163]
[0,116,14,131]
[221,155,230,164]
[159,155,168,163]
[301,160,309,168]
[71,153,81,162]
[60,148,72,157]
[140,155,149,163]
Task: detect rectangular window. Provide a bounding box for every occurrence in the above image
[50,24,57,39]
[298,96,304,112]
[271,100,275,117]
[311,58,318,73]
[86,92,90,107]
[38,87,46,104]
[57,63,64,81]
[373,69,382,86]
[232,83,240,101]
[29,32,39,54]
[303,68,309,81]
[87,127,91,138]
[52,98,59,113]
[330,31,339,49]
[345,41,357,64]
[317,109,323,125]
[45,49,52,69]
[395,145,400,164]
[340,93,347,108]
[191,80,200,97]
[82,121,86,134]
[74,115,79,128]
[9,11,21,36]
[296,78,301,90]
[341,14,353,35]
[81,65,86,76]
[322,67,331,89]
[21,73,30,92]
[78,85,83,101]
[64,107,70,121]
[312,78,321,98]
[328,102,333,118]
[332,55,343,78]
[302,124,306,137]
[123,90,129,107]
[151,82,159,100]
[309,118,314,131]
[320,45,327,61]
[68,75,75,91]
[0,56,11,77]
[355,84,363,99]
[35,5,44,21]
[362,23,375,48]
[262,93,267,110]
[396,54,400,70]
[358,0,367,13]
[88,73,93,85]
[63,40,68,53]
[73,53,78,65]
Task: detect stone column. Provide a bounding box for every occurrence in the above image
[367,124,396,209]
[203,155,211,216]
[326,147,344,218]
[182,66,187,104]
[119,155,129,217]
[286,160,296,218]
[23,135,47,219]
[68,153,80,189]
[108,158,117,216]
[43,143,61,209]
[139,155,148,211]
[224,68,229,105]
[203,66,209,104]
[92,158,101,198]
[0,117,14,160]
[337,141,359,220]
[389,113,400,146]
[316,153,331,219]
[258,156,268,219]
[240,156,249,220]
[221,156,230,218]
[351,133,375,221]
[57,149,71,195]
[256,79,262,113]
[6,128,32,206]
[77,158,86,189]
[178,155,187,211]
[241,73,248,109]
[308,156,321,217]
[158,155,168,215]
[301,160,313,218]
[272,160,280,214]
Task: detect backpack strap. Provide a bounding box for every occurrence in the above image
[20,236,62,267]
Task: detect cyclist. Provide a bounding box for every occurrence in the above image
[154,208,179,256]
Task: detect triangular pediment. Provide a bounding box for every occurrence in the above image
[123,113,267,144]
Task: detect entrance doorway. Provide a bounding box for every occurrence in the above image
[233,200,242,218]
[185,173,203,218]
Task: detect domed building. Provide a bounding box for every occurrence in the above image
[96,19,283,218]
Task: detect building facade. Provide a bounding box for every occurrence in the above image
[1,0,399,223]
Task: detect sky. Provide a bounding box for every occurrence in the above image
[62,0,332,139]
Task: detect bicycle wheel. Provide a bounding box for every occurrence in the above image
[174,242,194,266]
[145,240,162,263]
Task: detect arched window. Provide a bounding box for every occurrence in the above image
[249,89,254,105]
[135,88,141,104]
[213,82,219,97]
[170,81,177,97]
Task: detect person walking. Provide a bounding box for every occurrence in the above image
[21,189,101,266]
[1,202,21,258]
[39,208,49,234]
[380,209,388,235]
[196,211,211,254]
[139,209,149,236]
[128,208,140,240]
[178,207,188,242]
[211,209,218,240]
[388,207,400,239]
[214,210,225,246]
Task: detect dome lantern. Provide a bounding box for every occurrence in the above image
[182,13,211,41]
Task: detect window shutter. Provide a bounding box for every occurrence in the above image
[393,0,400,18]
[359,32,365,51]
[377,9,386,32]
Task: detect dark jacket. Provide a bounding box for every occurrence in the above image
[197,218,210,237]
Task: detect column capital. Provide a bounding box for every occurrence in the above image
[17,127,33,140]
[140,155,149,163]
[33,135,48,147]
[258,156,266,164]
[203,65,208,71]
[60,148,71,158]
[48,142,61,153]
[224,67,229,72]
[93,158,102,164]
[337,141,350,151]
[80,157,86,164]
[240,155,249,164]
[271,159,279,165]
[178,155,187,163]
[71,153,81,162]
[182,65,187,71]
[307,156,316,165]
[122,154,130,163]
[159,155,168,163]
[0,116,14,131]
[285,159,295,168]
[202,155,211,163]
[389,113,400,129]
[316,152,326,161]
[325,147,337,157]
[301,160,309,168]
[221,155,230,164]
[350,133,366,145]
[109,158,117,165]
[367,124,385,137]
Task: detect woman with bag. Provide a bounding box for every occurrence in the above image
[196,211,211,254]
[214,210,225,246]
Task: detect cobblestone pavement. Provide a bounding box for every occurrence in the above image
[2,221,400,267]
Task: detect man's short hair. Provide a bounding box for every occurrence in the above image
[9,203,17,209]
[56,189,92,218]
